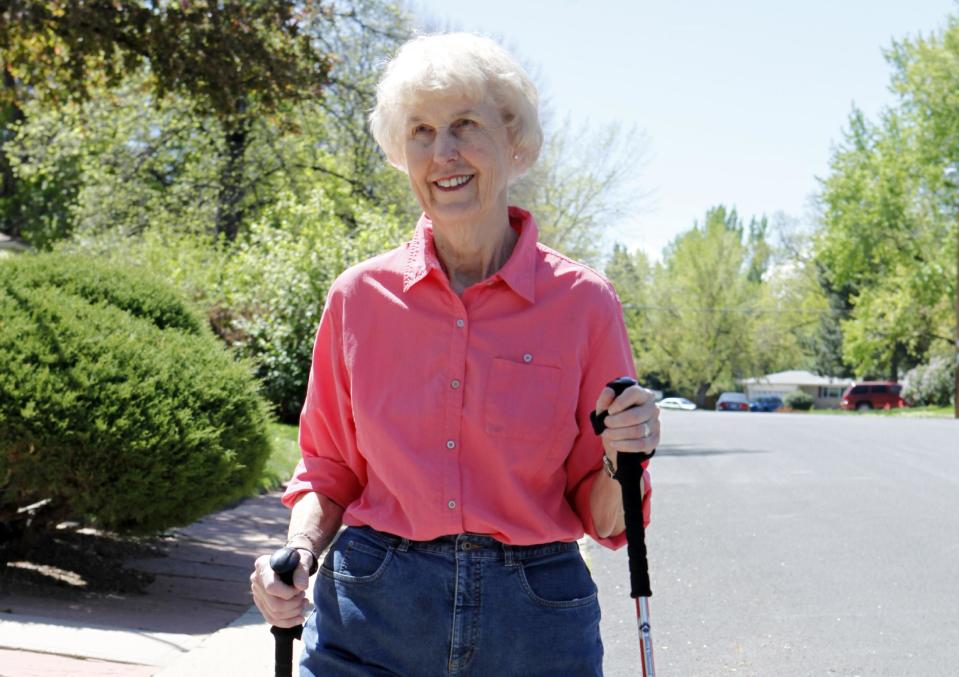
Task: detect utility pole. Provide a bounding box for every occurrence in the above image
[949,166,959,419]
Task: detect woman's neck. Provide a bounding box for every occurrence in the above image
[431,208,518,295]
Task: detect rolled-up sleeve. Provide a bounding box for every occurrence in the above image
[281,286,364,510]
[564,283,652,550]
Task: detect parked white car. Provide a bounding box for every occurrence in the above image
[657,397,697,411]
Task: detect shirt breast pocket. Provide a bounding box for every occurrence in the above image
[484,357,562,443]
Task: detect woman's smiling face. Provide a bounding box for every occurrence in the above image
[403,94,514,227]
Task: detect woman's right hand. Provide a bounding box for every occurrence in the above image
[250,550,314,627]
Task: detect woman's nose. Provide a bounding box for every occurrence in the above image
[434,129,459,162]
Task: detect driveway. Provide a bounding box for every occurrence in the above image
[588,410,958,677]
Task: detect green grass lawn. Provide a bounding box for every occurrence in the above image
[806,405,953,418]
[259,421,301,492]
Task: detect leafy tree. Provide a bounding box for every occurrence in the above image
[745,215,772,283]
[604,242,661,386]
[511,118,649,266]
[815,17,958,381]
[8,72,228,247]
[611,206,821,404]
[765,212,847,379]
[1,1,425,249]
[0,0,334,240]
[641,206,756,406]
[302,0,417,215]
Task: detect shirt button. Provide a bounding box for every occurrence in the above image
[451,379,461,389]
[447,440,456,449]
[456,319,465,328]
[523,353,533,363]
[448,500,457,509]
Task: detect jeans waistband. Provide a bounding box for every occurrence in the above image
[349,525,580,564]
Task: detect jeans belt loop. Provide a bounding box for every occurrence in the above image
[502,543,519,567]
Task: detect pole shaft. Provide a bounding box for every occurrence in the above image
[636,597,655,677]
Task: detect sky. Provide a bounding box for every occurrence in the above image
[407,0,957,260]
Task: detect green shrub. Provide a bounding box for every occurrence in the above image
[0,253,272,535]
[61,188,408,422]
[784,390,814,411]
[902,356,956,407]
[2,252,206,333]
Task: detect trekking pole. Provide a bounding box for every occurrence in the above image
[591,376,656,677]
[269,547,304,677]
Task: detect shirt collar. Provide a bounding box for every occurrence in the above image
[403,206,538,303]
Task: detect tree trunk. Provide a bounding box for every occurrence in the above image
[695,382,710,409]
[1,65,26,238]
[215,104,250,242]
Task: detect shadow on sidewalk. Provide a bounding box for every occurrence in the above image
[0,491,289,636]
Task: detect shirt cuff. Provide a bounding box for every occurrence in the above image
[280,456,362,510]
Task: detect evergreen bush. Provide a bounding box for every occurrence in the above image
[784,390,814,411]
[0,253,272,536]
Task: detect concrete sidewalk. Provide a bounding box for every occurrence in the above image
[0,491,293,676]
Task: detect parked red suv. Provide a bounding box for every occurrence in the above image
[840,381,905,410]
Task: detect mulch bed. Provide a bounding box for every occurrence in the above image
[0,527,165,597]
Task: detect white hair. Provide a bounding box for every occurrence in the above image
[369,33,543,181]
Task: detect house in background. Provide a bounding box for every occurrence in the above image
[738,370,854,409]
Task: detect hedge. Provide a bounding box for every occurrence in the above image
[0,253,272,535]
[784,390,814,411]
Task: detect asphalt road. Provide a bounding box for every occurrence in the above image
[586,409,958,677]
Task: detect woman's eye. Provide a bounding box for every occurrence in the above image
[413,124,432,137]
[453,119,476,130]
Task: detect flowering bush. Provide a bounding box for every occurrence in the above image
[902,356,956,407]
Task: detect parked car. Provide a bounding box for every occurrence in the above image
[658,397,697,411]
[716,392,749,411]
[839,381,905,410]
[749,395,784,412]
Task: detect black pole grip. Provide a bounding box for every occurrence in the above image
[270,547,303,677]
[590,376,653,599]
[618,451,652,598]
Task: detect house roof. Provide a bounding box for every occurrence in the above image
[739,370,854,387]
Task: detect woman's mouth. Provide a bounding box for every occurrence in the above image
[433,174,474,191]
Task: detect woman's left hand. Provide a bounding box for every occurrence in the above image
[594,383,660,468]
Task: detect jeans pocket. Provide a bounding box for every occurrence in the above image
[516,549,599,609]
[320,530,395,584]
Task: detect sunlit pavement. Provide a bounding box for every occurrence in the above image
[590,410,958,677]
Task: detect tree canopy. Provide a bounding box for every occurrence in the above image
[815,20,957,380]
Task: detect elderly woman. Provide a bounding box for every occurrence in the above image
[251,33,657,676]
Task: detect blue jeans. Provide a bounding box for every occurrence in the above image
[300,526,603,676]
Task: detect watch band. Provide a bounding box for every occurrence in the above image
[285,531,320,576]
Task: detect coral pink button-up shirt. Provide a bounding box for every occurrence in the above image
[282,207,650,549]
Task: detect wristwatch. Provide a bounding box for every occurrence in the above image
[602,453,619,480]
